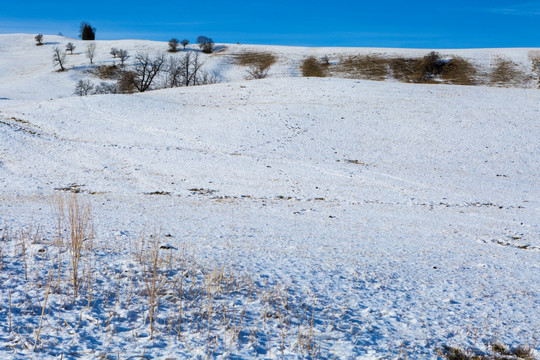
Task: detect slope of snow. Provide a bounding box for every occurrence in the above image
[0,34,539,359]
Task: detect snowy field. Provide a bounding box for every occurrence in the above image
[0,34,539,359]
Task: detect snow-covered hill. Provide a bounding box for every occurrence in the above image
[1,33,539,103]
[0,34,539,359]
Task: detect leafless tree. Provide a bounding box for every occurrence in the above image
[165,52,217,88]
[110,48,118,58]
[181,39,189,49]
[74,80,94,96]
[132,52,166,92]
[117,49,129,67]
[180,52,204,86]
[165,57,183,88]
[86,43,97,64]
[66,42,76,54]
[52,47,67,71]
[35,34,44,46]
[168,38,179,52]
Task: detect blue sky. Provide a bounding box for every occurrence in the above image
[1,0,539,48]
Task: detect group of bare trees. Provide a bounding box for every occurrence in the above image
[52,43,100,71]
[74,50,219,96]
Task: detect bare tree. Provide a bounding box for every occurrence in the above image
[181,39,189,49]
[180,52,204,86]
[52,47,67,71]
[35,34,44,46]
[132,53,166,92]
[117,49,129,67]
[165,52,217,88]
[74,80,94,96]
[110,48,118,58]
[86,43,97,64]
[66,42,76,55]
[165,57,183,88]
[168,38,179,52]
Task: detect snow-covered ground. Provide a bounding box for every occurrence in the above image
[0,34,539,359]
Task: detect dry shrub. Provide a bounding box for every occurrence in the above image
[489,57,530,87]
[234,51,277,79]
[333,55,389,81]
[529,52,540,88]
[92,64,121,80]
[117,70,137,94]
[389,57,423,83]
[389,52,478,85]
[439,57,478,85]
[301,56,327,77]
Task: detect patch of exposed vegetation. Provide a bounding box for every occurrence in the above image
[301,56,328,77]
[489,57,531,87]
[233,51,277,79]
[91,64,122,80]
[322,52,479,85]
[438,343,537,360]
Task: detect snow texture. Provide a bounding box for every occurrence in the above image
[0,34,539,359]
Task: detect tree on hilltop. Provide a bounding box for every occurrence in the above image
[79,22,96,40]
[197,36,214,54]
[35,34,44,46]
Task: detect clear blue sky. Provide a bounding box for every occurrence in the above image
[1,0,539,48]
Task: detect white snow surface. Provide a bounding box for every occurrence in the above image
[0,34,539,359]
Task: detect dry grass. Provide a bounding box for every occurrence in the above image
[92,64,122,80]
[1,201,537,358]
[233,51,277,79]
[333,55,389,81]
[301,56,328,77]
[328,52,478,85]
[439,57,479,85]
[439,343,537,360]
[489,57,531,87]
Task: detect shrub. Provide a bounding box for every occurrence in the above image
[92,64,121,80]
[117,71,137,93]
[301,56,327,77]
[181,39,189,49]
[438,57,478,85]
[93,82,118,94]
[110,47,118,58]
[489,57,530,87]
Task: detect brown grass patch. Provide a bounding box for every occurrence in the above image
[389,57,424,83]
[233,51,277,79]
[301,56,327,77]
[489,57,531,87]
[439,57,478,85]
[92,64,121,80]
[332,55,389,81]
